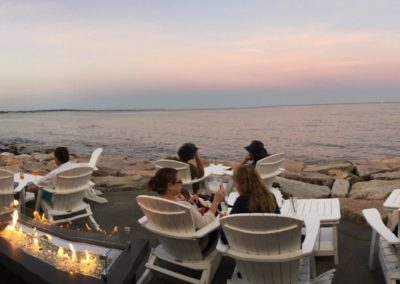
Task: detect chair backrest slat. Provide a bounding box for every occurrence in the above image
[221,213,304,284]
[53,167,93,211]
[0,169,15,212]
[88,148,103,169]
[154,159,192,184]
[137,195,196,234]
[221,214,302,256]
[255,153,285,179]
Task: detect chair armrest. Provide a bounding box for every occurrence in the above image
[186,173,211,185]
[41,187,55,193]
[192,218,220,238]
[362,208,400,245]
[216,238,229,253]
[302,216,320,255]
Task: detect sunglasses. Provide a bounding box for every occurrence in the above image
[173,179,183,185]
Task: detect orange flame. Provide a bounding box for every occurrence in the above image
[113,226,118,234]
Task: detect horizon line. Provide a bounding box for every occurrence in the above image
[1,100,399,113]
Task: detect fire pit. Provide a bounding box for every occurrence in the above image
[0,210,148,284]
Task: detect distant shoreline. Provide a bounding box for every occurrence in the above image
[0,101,399,114]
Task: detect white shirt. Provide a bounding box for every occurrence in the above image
[37,161,80,188]
[177,200,215,229]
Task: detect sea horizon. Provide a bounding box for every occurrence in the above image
[1,100,399,114]
[1,102,399,163]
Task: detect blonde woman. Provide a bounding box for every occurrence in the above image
[221,165,280,244]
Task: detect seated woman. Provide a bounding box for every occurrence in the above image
[221,165,280,244]
[148,167,225,229]
[231,140,268,170]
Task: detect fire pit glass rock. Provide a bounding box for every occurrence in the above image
[0,210,123,279]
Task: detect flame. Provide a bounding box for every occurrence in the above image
[85,223,92,231]
[113,226,119,233]
[69,243,76,262]
[85,250,90,262]
[33,211,48,224]
[58,246,65,257]
[11,210,18,228]
[13,200,19,207]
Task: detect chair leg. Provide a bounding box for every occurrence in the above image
[368,230,378,271]
[35,189,43,211]
[333,225,339,265]
[136,252,157,284]
[88,215,100,231]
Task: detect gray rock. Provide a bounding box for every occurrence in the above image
[31,152,54,162]
[282,160,305,172]
[353,160,391,179]
[349,179,400,200]
[280,171,334,187]
[14,154,32,162]
[371,170,400,180]
[96,157,130,176]
[339,198,386,224]
[275,176,331,199]
[303,161,354,174]
[331,179,350,198]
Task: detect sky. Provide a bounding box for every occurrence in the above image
[0,0,400,110]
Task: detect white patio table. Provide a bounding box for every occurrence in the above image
[281,198,341,265]
[14,173,38,214]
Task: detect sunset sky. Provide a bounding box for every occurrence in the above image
[1,0,399,110]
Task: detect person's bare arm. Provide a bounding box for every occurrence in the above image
[194,152,205,177]
[208,187,225,214]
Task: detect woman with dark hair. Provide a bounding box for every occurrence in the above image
[148,167,225,229]
[220,165,280,244]
[231,140,268,170]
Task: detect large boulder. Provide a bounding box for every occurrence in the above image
[303,161,354,175]
[331,179,350,198]
[282,160,305,172]
[371,170,400,181]
[96,157,131,176]
[14,154,32,162]
[349,179,400,200]
[31,152,54,162]
[275,176,331,199]
[280,171,334,187]
[353,159,391,179]
[339,198,386,224]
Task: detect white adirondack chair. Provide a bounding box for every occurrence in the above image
[35,166,99,230]
[255,153,286,208]
[217,213,334,284]
[136,195,222,284]
[0,169,15,214]
[363,208,400,284]
[80,148,107,203]
[80,147,103,171]
[154,159,209,193]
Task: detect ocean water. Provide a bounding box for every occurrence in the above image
[0,103,400,163]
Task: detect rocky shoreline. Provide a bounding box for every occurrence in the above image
[2,150,399,224]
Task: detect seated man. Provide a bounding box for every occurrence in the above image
[30,147,80,202]
[169,143,205,194]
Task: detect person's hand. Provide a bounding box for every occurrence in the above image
[214,187,226,204]
[190,194,199,202]
[219,211,228,218]
[244,154,252,162]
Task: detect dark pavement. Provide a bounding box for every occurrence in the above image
[90,190,385,284]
